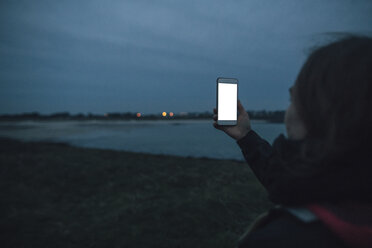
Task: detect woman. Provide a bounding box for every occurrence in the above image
[213,36,372,248]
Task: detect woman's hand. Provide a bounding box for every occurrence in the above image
[213,100,252,141]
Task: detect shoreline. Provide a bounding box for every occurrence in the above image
[0,136,246,163]
[0,119,272,124]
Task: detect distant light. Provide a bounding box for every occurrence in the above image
[162,112,167,117]
[169,112,174,117]
[136,113,141,117]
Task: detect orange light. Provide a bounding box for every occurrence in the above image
[162,112,167,117]
[136,113,141,117]
[169,112,174,117]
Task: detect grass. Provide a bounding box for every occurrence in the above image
[0,138,272,248]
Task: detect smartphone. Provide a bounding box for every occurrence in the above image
[216,77,238,125]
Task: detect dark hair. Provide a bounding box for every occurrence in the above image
[292,35,372,172]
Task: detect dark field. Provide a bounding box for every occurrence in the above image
[0,138,272,248]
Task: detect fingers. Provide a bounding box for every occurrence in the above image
[213,122,223,130]
[237,99,246,113]
[212,112,222,130]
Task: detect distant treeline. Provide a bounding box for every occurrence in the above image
[0,110,285,123]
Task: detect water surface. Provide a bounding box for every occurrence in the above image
[0,120,286,160]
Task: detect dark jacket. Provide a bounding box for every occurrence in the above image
[235,130,372,248]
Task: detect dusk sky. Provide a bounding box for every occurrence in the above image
[1,0,371,114]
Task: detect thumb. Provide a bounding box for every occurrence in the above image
[237,100,246,113]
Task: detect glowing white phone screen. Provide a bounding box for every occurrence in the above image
[218,83,237,121]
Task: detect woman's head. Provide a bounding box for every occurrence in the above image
[286,35,372,165]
